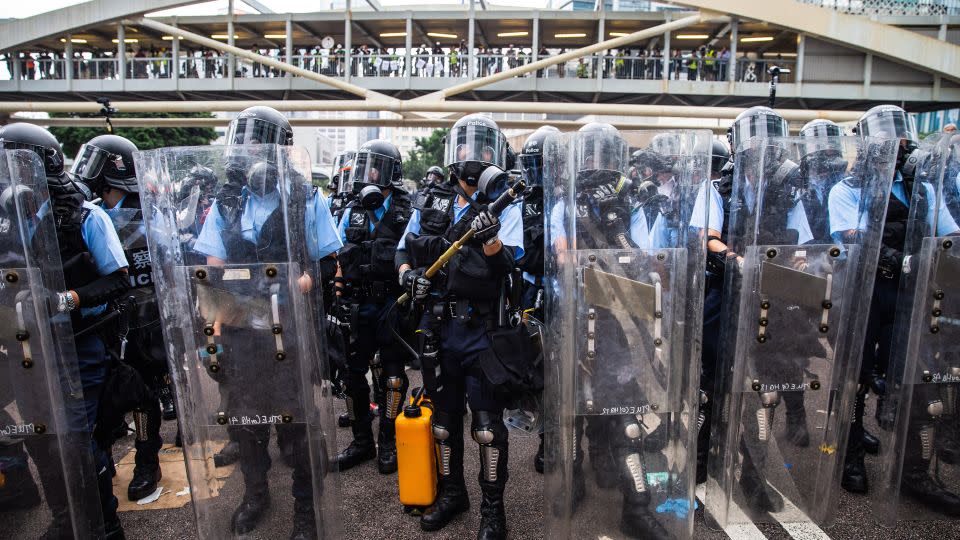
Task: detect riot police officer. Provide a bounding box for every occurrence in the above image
[333,139,412,474]
[833,105,960,503]
[70,134,170,502]
[516,125,558,473]
[396,114,523,540]
[0,123,130,538]
[422,165,445,189]
[192,105,344,537]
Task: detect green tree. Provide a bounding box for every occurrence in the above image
[49,111,219,157]
[404,128,448,186]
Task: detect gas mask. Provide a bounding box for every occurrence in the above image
[359,184,385,210]
[246,161,279,197]
[899,143,930,181]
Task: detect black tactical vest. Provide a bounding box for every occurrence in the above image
[407,184,504,301]
[218,185,311,264]
[114,195,153,290]
[517,194,545,277]
[883,179,929,256]
[339,190,411,284]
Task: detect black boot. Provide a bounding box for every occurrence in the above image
[158,379,177,421]
[290,499,318,540]
[337,412,352,428]
[901,468,960,516]
[335,425,376,471]
[862,428,881,455]
[335,394,376,471]
[534,433,545,474]
[614,423,671,540]
[214,440,240,467]
[231,490,271,534]
[377,414,398,474]
[39,510,73,540]
[620,491,671,540]
[938,383,960,464]
[103,517,126,540]
[127,464,162,500]
[696,396,712,484]
[842,393,868,493]
[586,417,618,488]
[421,427,469,532]
[473,412,509,540]
[0,445,41,509]
[783,393,810,448]
[738,449,783,512]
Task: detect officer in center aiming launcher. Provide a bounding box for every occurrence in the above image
[395,113,524,540]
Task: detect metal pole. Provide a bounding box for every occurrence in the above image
[728,18,737,82]
[171,21,180,80]
[468,0,476,79]
[796,33,804,85]
[424,13,711,100]
[863,53,872,94]
[228,0,235,82]
[118,24,126,82]
[532,13,539,65]
[662,18,670,81]
[131,17,388,101]
[286,16,294,74]
[405,15,413,79]
[1,98,865,122]
[344,0,353,82]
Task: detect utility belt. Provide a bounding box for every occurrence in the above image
[431,298,498,331]
[345,280,400,303]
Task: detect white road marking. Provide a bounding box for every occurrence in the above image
[698,481,768,540]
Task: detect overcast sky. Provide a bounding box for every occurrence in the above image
[6,0,551,19]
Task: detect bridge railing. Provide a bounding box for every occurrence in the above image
[797,0,960,15]
[0,53,798,84]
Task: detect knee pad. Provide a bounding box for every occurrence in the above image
[470,410,508,446]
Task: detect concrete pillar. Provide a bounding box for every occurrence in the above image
[532,13,540,64]
[863,53,872,94]
[468,0,476,79]
[934,23,947,101]
[597,16,605,79]
[405,15,413,79]
[12,50,21,83]
[286,16,294,76]
[728,18,737,82]
[65,37,73,82]
[118,24,126,81]
[795,32,804,84]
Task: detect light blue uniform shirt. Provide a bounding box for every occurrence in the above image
[689,180,724,233]
[548,199,649,248]
[35,200,129,318]
[194,186,343,261]
[397,191,525,260]
[337,192,392,241]
[829,172,960,241]
[739,176,813,245]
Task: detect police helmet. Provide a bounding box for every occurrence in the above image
[800,119,844,139]
[181,164,217,196]
[226,106,293,146]
[445,114,507,185]
[331,150,356,188]
[575,122,628,186]
[519,126,559,188]
[855,104,918,147]
[0,123,65,178]
[70,134,139,195]
[728,106,789,153]
[424,165,445,186]
[246,161,279,197]
[711,139,731,177]
[353,139,402,189]
[0,183,40,221]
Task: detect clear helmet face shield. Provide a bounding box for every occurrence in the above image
[445,122,507,180]
[351,151,399,189]
[225,116,288,146]
[731,112,789,153]
[857,106,918,146]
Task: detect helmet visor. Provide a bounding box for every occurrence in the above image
[575,131,627,174]
[70,143,112,181]
[226,117,287,146]
[331,151,356,179]
[352,152,397,188]
[445,123,507,169]
[731,113,789,152]
[519,154,544,187]
[857,108,918,145]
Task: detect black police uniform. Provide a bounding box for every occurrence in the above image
[336,188,413,473]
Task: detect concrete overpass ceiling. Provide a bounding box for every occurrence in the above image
[476,19,533,48]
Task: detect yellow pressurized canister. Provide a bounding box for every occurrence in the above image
[396,396,437,508]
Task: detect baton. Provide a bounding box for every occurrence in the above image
[397,179,526,305]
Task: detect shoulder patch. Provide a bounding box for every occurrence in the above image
[432,197,451,213]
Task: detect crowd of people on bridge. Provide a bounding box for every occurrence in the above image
[2,44,791,83]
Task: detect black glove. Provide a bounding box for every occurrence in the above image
[329,297,352,333]
[400,268,432,302]
[472,210,501,244]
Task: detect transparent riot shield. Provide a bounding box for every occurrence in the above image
[873,133,960,524]
[543,129,710,539]
[704,136,896,529]
[0,150,103,538]
[134,144,342,539]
